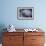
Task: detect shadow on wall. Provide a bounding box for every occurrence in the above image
[0,24,7,43]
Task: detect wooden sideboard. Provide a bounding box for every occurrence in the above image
[2,32,45,46]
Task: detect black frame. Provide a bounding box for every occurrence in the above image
[17,7,34,20]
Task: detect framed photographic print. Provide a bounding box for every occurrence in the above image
[17,7,34,20]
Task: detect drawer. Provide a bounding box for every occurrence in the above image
[24,35,45,45]
[24,36,32,40]
[3,44,15,46]
[24,32,44,36]
[3,36,23,44]
[31,44,44,46]
[24,36,32,46]
[3,32,23,36]
[3,38,23,46]
[3,43,23,46]
[32,36,45,44]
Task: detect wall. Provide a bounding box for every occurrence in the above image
[0,0,46,30]
[0,0,46,44]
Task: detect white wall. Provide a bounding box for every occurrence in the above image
[0,0,46,30]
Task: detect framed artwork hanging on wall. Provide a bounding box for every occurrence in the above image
[17,7,34,20]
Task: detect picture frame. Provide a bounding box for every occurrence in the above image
[17,7,34,20]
